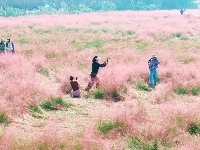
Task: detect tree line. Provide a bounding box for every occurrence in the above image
[0,0,198,17]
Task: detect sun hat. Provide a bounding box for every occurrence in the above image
[152,54,156,58]
[95,56,101,60]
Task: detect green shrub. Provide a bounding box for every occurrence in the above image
[0,112,10,125]
[172,33,182,38]
[126,30,135,35]
[29,105,43,114]
[136,82,149,91]
[191,88,200,96]
[102,28,109,33]
[174,86,189,95]
[111,88,124,102]
[84,92,94,99]
[98,120,123,134]
[41,101,58,111]
[115,29,125,35]
[128,138,158,150]
[93,88,105,99]
[39,67,50,77]
[188,124,200,135]
[51,97,70,108]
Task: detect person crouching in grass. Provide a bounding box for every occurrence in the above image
[70,76,81,98]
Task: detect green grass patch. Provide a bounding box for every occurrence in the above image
[180,36,189,41]
[191,87,200,96]
[135,40,149,51]
[84,39,105,49]
[188,124,200,135]
[128,138,158,150]
[111,88,124,102]
[18,37,29,45]
[51,97,71,108]
[38,67,50,77]
[174,86,190,95]
[29,105,43,114]
[115,29,125,35]
[126,30,135,35]
[136,82,149,91]
[98,120,123,134]
[41,97,70,111]
[41,101,58,111]
[172,32,182,38]
[93,88,105,99]
[29,104,44,118]
[101,28,109,33]
[0,112,10,125]
[71,40,79,46]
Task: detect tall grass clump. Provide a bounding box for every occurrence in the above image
[172,32,182,38]
[29,104,43,118]
[51,97,71,108]
[174,86,189,95]
[41,97,70,111]
[191,87,200,96]
[128,138,158,150]
[135,82,149,91]
[41,101,58,111]
[92,88,105,99]
[126,30,135,35]
[29,104,43,114]
[187,123,200,135]
[110,88,124,102]
[98,120,123,134]
[0,112,10,125]
[38,67,50,77]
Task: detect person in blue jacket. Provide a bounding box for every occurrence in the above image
[148,54,160,87]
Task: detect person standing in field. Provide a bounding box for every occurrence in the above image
[70,76,81,98]
[85,56,108,92]
[0,39,5,53]
[6,38,14,53]
[148,54,160,87]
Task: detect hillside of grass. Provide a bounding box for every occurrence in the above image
[0,10,200,150]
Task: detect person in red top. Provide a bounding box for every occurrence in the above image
[70,76,81,98]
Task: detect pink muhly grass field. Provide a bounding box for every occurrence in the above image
[0,10,200,149]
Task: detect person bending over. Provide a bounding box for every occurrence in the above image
[85,56,108,92]
[70,76,81,98]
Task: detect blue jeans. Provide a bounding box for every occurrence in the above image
[149,70,157,86]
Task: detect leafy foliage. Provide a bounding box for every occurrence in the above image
[0,112,10,125]
[98,120,123,134]
[0,0,197,17]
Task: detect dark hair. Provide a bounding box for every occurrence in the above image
[92,56,98,63]
[70,76,74,80]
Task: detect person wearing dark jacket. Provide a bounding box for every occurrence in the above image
[85,56,108,91]
[0,39,5,53]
